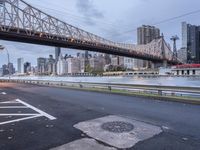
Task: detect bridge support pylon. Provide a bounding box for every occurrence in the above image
[163,60,167,68]
[150,62,155,69]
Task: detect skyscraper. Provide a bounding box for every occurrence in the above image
[177,48,187,63]
[1,63,15,76]
[137,25,160,45]
[37,57,47,74]
[55,47,61,61]
[24,62,31,74]
[47,55,56,75]
[2,64,8,75]
[17,58,24,74]
[57,54,68,75]
[182,22,200,64]
[0,68,3,76]
[137,25,160,68]
[7,63,15,75]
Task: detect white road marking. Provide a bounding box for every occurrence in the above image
[1,92,7,95]
[162,126,170,130]
[0,100,20,104]
[0,115,42,125]
[0,106,28,109]
[16,99,56,120]
[0,114,40,116]
[0,99,56,126]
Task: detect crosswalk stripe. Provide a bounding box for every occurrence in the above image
[16,99,56,120]
[0,106,28,108]
[0,115,42,125]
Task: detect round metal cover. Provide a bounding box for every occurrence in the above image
[101,121,134,133]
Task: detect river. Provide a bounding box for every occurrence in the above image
[1,76,200,87]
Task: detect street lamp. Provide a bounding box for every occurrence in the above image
[0,45,11,79]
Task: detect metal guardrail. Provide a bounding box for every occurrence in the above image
[0,79,200,99]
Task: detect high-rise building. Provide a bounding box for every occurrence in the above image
[182,22,188,48]
[137,25,160,45]
[67,58,81,74]
[182,22,200,63]
[79,58,85,73]
[2,64,8,75]
[0,68,3,76]
[55,47,61,61]
[177,48,187,63]
[2,63,15,75]
[17,58,24,74]
[84,51,89,72]
[137,25,160,68]
[47,55,56,75]
[8,63,15,75]
[37,57,47,74]
[24,62,31,74]
[57,54,68,75]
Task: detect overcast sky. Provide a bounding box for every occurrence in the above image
[1,0,200,68]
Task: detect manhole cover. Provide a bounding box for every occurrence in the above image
[101,121,134,133]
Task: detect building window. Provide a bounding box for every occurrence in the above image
[182,70,184,75]
[177,70,179,75]
[187,70,190,75]
[193,70,196,75]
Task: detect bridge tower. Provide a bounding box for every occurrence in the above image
[170,35,179,59]
[160,33,167,68]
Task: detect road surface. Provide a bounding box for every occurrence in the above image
[0,82,200,150]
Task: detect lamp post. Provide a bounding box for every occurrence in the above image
[0,45,11,79]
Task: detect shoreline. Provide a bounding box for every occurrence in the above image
[1,79,200,105]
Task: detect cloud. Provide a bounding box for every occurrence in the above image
[76,0,104,25]
[1,0,200,68]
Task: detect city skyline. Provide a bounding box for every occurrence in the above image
[1,0,200,67]
[0,1,200,150]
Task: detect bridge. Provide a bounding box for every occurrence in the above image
[0,0,180,65]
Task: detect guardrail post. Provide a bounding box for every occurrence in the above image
[171,92,175,96]
[158,90,162,96]
[80,84,83,88]
[108,86,112,91]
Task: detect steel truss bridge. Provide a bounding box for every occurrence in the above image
[0,0,180,64]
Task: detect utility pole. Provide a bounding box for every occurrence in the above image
[170,35,179,59]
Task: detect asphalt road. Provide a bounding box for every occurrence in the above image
[0,82,200,150]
